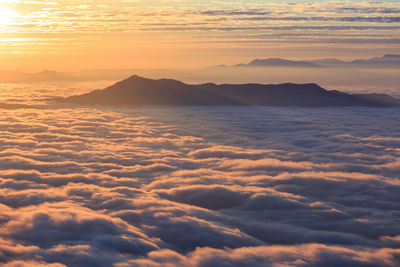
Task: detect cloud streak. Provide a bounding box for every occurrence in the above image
[1,0,399,65]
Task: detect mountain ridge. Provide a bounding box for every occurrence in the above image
[1,55,398,84]
[229,54,400,68]
[245,58,322,68]
[54,75,400,108]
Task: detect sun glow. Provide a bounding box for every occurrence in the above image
[0,5,18,26]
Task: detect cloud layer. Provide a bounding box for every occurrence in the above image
[1,0,399,67]
[0,100,399,266]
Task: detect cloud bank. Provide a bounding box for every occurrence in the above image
[0,104,399,266]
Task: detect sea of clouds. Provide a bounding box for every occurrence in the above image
[0,84,399,266]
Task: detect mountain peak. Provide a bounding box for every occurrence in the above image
[55,75,400,108]
[247,58,322,68]
[383,54,400,59]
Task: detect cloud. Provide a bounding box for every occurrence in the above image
[158,185,252,210]
[117,244,400,267]
[2,0,400,58]
[2,261,66,267]
[0,104,399,266]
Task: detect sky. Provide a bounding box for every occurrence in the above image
[0,0,399,71]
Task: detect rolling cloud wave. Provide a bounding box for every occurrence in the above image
[0,104,399,266]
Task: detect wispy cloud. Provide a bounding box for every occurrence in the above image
[0,0,399,64]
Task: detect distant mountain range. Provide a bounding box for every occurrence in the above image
[224,54,400,68]
[0,55,398,84]
[310,54,400,67]
[234,58,323,68]
[54,75,400,107]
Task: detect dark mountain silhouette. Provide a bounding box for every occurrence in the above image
[1,55,397,84]
[347,54,400,66]
[309,54,400,67]
[382,54,400,60]
[54,75,400,107]
[308,58,347,65]
[353,93,400,106]
[243,58,322,68]
[224,55,400,69]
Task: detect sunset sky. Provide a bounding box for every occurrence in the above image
[1,2,400,267]
[0,0,399,71]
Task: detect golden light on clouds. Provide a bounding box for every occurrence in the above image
[0,0,398,71]
[0,5,18,26]
[0,2,399,267]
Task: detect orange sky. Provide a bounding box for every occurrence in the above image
[0,0,399,71]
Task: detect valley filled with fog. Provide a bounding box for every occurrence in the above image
[0,83,399,266]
